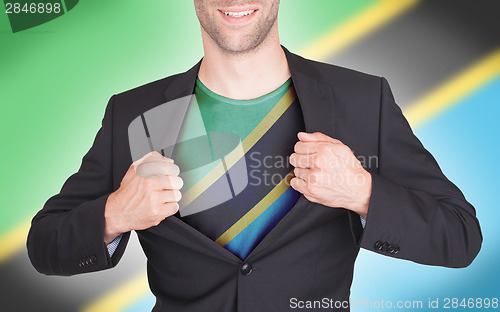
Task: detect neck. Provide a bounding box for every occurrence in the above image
[198,25,291,100]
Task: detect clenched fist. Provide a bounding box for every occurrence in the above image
[103,151,183,244]
[289,132,372,218]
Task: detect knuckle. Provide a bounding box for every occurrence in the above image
[164,157,174,164]
[340,145,352,155]
[312,156,322,168]
[141,177,156,187]
[308,170,319,184]
[317,144,328,154]
[319,144,333,155]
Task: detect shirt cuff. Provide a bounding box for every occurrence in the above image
[106,234,123,257]
[360,216,366,229]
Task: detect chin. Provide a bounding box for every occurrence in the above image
[219,36,261,54]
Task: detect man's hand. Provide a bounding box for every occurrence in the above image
[103,151,183,244]
[289,132,372,218]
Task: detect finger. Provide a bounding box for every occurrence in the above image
[294,141,330,154]
[293,167,311,181]
[164,163,180,176]
[289,153,315,168]
[298,132,342,144]
[162,202,180,216]
[133,151,161,166]
[141,153,174,165]
[158,190,182,203]
[160,176,184,190]
[134,151,174,168]
[290,177,319,203]
[136,162,180,178]
[290,177,314,197]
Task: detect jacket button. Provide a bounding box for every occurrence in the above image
[393,245,400,254]
[387,244,395,254]
[79,259,87,267]
[374,241,383,250]
[89,256,97,265]
[240,263,253,276]
[381,242,389,252]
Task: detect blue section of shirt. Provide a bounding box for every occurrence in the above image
[224,187,301,259]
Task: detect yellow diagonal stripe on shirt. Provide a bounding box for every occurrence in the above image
[215,171,294,247]
[178,87,297,209]
[300,0,419,61]
[404,49,500,128]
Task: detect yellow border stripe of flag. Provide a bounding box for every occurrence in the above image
[179,87,297,209]
[215,171,294,247]
[0,220,30,263]
[404,49,500,127]
[81,271,150,312]
[300,0,419,61]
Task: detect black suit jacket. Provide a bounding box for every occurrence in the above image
[27,46,482,311]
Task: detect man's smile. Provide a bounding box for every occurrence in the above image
[218,7,258,24]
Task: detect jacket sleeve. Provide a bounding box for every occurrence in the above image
[27,95,131,276]
[357,77,482,268]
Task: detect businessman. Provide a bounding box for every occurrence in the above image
[27,0,482,311]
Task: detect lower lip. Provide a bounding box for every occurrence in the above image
[218,10,258,24]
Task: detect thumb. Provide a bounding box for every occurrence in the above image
[297,132,339,143]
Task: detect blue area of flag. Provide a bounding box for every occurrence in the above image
[224,186,302,259]
[122,294,155,312]
[351,76,500,311]
[412,77,500,298]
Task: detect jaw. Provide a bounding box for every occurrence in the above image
[197,1,280,55]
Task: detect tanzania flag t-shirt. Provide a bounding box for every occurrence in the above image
[172,77,305,260]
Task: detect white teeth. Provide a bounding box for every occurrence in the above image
[222,10,255,18]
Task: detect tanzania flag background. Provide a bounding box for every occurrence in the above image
[1,0,499,311]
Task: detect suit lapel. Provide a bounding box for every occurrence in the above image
[163,59,201,101]
[283,46,336,136]
[157,47,337,261]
